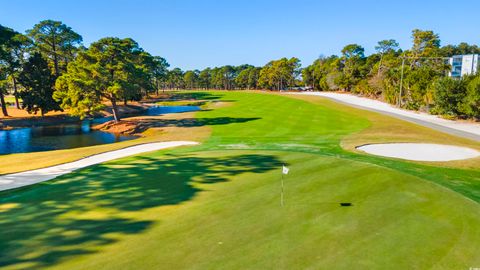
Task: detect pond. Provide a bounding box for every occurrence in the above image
[145,105,201,115]
[0,105,200,155]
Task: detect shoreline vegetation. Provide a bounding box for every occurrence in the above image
[0,93,212,135]
[0,102,150,128]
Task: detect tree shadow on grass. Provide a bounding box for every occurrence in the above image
[166,92,225,101]
[0,152,281,269]
[132,117,261,133]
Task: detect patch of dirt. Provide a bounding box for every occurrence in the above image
[93,120,146,135]
[210,101,232,108]
[0,107,67,119]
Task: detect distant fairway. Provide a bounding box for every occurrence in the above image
[1,91,480,269]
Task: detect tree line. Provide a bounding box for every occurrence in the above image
[302,30,480,118]
[0,20,303,121]
[1,22,479,121]
[164,58,301,91]
[156,29,480,119]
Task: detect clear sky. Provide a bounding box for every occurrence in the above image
[1,0,479,70]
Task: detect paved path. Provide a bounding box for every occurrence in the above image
[0,141,199,192]
[295,92,480,142]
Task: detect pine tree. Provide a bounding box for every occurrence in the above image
[18,53,61,116]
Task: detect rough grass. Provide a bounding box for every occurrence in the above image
[1,91,480,269]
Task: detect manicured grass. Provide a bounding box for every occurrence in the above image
[155,100,207,107]
[1,91,479,269]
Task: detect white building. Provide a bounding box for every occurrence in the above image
[448,54,480,78]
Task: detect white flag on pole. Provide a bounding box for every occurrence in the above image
[282,165,289,175]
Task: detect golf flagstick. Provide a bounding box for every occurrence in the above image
[281,173,284,207]
[281,165,289,207]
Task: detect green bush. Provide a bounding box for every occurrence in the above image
[431,77,467,117]
[461,75,480,118]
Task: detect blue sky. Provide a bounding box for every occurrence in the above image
[1,0,479,70]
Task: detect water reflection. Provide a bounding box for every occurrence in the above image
[0,105,200,155]
[146,105,200,115]
[0,121,136,155]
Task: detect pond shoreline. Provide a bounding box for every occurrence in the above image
[92,120,146,135]
[93,105,202,135]
[0,104,201,155]
[0,104,150,130]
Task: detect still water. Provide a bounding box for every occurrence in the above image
[0,105,200,155]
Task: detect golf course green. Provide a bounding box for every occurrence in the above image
[1,91,480,269]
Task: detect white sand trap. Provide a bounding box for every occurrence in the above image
[356,143,480,161]
[0,141,198,192]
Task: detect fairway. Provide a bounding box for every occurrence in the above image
[1,92,480,269]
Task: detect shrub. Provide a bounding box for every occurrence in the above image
[431,77,467,117]
[461,75,480,118]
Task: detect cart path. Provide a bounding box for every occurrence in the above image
[0,141,199,192]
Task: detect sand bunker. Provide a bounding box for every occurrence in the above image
[356,143,480,161]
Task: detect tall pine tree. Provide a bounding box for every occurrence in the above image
[18,53,61,116]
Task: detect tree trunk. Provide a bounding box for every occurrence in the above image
[52,38,59,77]
[53,52,59,77]
[111,97,121,122]
[377,54,384,76]
[0,92,9,117]
[12,76,20,109]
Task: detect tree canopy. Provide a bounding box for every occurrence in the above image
[18,52,61,116]
[27,20,83,77]
[0,24,26,116]
[55,37,152,121]
[258,58,301,90]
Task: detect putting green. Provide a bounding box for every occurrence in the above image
[1,91,479,269]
